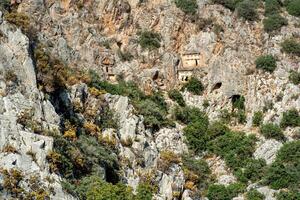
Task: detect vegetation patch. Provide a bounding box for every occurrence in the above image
[276,191,300,200]
[286,0,300,17]
[255,55,277,73]
[253,111,263,127]
[246,189,265,200]
[260,123,285,141]
[168,89,186,106]
[264,0,282,16]
[175,0,198,15]
[288,70,300,85]
[138,31,161,50]
[182,77,204,95]
[207,183,245,200]
[281,39,300,56]
[263,141,300,190]
[263,14,288,33]
[236,0,258,21]
[280,109,300,128]
[235,158,266,183]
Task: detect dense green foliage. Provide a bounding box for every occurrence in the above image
[236,0,258,21]
[182,77,204,95]
[281,39,300,56]
[138,31,161,50]
[168,89,186,106]
[182,156,211,190]
[280,109,300,128]
[253,111,263,127]
[235,158,266,183]
[263,14,287,33]
[264,141,300,190]
[207,183,245,200]
[174,106,208,125]
[208,131,257,170]
[286,0,300,16]
[246,189,265,200]
[255,55,277,73]
[260,123,285,141]
[264,0,281,16]
[174,0,198,15]
[135,183,154,200]
[276,191,300,200]
[289,70,300,85]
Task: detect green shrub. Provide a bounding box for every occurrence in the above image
[207,183,245,200]
[255,55,277,73]
[263,14,288,33]
[182,156,211,190]
[246,189,265,200]
[138,31,161,50]
[276,191,300,200]
[264,0,281,16]
[235,158,266,183]
[288,70,300,85]
[253,111,263,127]
[135,99,167,131]
[182,77,204,95]
[264,141,300,190]
[281,39,300,56]
[175,0,198,15]
[236,110,247,124]
[219,109,232,124]
[260,123,285,141]
[135,183,154,200]
[208,131,257,170]
[184,121,209,153]
[207,121,230,140]
[0,0,10,12]
[96,106,119,130]
[280,109,300,128]
[84,176,134,200]
[174,106,208,125]
[236,0,258,21]
[168,89,185,106]
[286,0,300,17]
[203,100,210,108]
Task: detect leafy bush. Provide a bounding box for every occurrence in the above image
[207,183,245,200]
[236,0,258,21]
[253,111,263,127]
[182,156,211,190]
[264,0,281,16]
[264,141,300,190]
[207,121,230,140]
[286,0,300,17]
[174,106,208,125]
[288,70,300,85]
[235,158,266,183]
[135,183,154,200]
[260,123,285,141]
[255,55,277,73]
[0,0,10,12]
[281,39,300,56]
[246,189,265,200]
[184,121,209,153]
[138,31,161,50]
[175,0,198,15]
[236,110,247,124]
[280,109,300,128]
[168,89,185,106]
[96,106,119,130]
[263,14,287,33]
[208,131,257,171]
[182,77,204,95]
[276,191,300,200]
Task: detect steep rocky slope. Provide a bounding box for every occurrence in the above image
[0,0,300,199]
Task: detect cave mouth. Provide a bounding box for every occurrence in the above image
[212,82,222,90]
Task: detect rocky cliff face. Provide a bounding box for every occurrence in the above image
[0,0,300,199]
